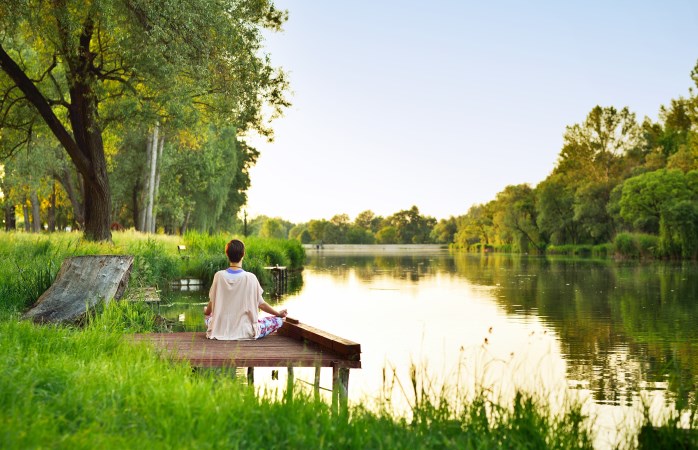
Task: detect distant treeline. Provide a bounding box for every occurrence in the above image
[244,206,440,245]
[251,85,698,258]
[448,100,698,259]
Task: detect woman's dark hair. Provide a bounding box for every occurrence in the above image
[225,239,245,263]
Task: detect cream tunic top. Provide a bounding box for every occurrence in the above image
[206,269,264,340]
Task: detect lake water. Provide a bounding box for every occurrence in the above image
[161,249,698,447]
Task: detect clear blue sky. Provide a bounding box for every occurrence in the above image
[245,0,698,224]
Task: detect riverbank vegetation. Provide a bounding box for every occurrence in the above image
[0,314,597,449]
[0,231,304,318]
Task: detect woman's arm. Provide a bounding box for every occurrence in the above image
[259,302,287,318]
[203,300,212,316]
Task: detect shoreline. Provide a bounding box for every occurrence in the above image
[303,244,448,253]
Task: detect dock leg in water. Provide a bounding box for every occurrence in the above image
[286,366,295,401]
[332,364,350,413]
[314,366,321,400]
[247,367,254,385]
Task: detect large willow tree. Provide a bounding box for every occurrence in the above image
[0,0,288,240]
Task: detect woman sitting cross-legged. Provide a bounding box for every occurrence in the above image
[204,239,287,340]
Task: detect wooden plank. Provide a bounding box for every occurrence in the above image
[130,332,361,369]
[277,320,361,360]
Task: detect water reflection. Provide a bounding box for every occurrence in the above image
[446,254,698,408]
[157,251,698,445]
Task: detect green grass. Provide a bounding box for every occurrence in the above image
[183,233,305,288]
[0,231,304,317]
[613,232,660,259]
[0,309,595,449]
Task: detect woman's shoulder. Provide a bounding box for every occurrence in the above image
[243,270,258,278]
[243,271,260,282]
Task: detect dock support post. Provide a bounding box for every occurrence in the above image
[286,366,295,401]
[314,366,321,400]
[247,367,254,385]
[332,363,349,413]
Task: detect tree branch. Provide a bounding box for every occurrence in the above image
[0,44,92,175]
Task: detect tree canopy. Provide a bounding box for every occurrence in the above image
[0,0,288,240]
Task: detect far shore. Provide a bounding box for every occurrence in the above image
[303,244,448,253]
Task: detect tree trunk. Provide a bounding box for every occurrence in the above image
[151,133,164,233]
[54,166,85,229]
[23,203,31,231]
[132,180,141,230]
[181,210,191,235]
[4,204,16,231]
[0,28,112,242]
[145,124,160,233]
[30,190,41,232]
[67,82,112,241]
[138,132,153,232]
[48,182,56,232]
[23,255,134,324]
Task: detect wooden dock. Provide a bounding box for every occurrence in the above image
[131,318,360,410]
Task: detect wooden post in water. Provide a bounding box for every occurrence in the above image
[332,363,350,413]
[247,367,254,385]
[286,366,295,403]
[314,366,321,400]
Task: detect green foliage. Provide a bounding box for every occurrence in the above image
[592,243,612,257]
[453,91,698,258]
[85,300,163,334]
[555,105,642,184]
[278,239,306,268]
[128,238,180,287]
[493,185,544,253]
[376,226,398,244]
[0,231,302,316]
[383,206,437,244]
[182,232,304,287]
[613,232,660,259]
[431,216,458,244]
[0,0,289,240]
[618,169,698,258]
[299,208,436,245]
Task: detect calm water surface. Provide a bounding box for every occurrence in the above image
[162,250,698,447]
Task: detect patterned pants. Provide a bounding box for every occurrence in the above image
[257,316,284,339]
[204,315,283,339]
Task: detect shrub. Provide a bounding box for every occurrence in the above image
[614,232,659,259]
[592,243,612,257]
[614,232,639,258]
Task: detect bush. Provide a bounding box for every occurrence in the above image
[129,238,180,287]
[614,233,638,258]
[592,243,612,257]
[614,232,659,259]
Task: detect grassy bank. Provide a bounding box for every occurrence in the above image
[0,302,594,449]
[0,230,304,317]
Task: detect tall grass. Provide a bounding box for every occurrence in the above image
[0,231,304,316]
[613,232,660,259]
[183,232,305,286]
[0,316,595,449]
